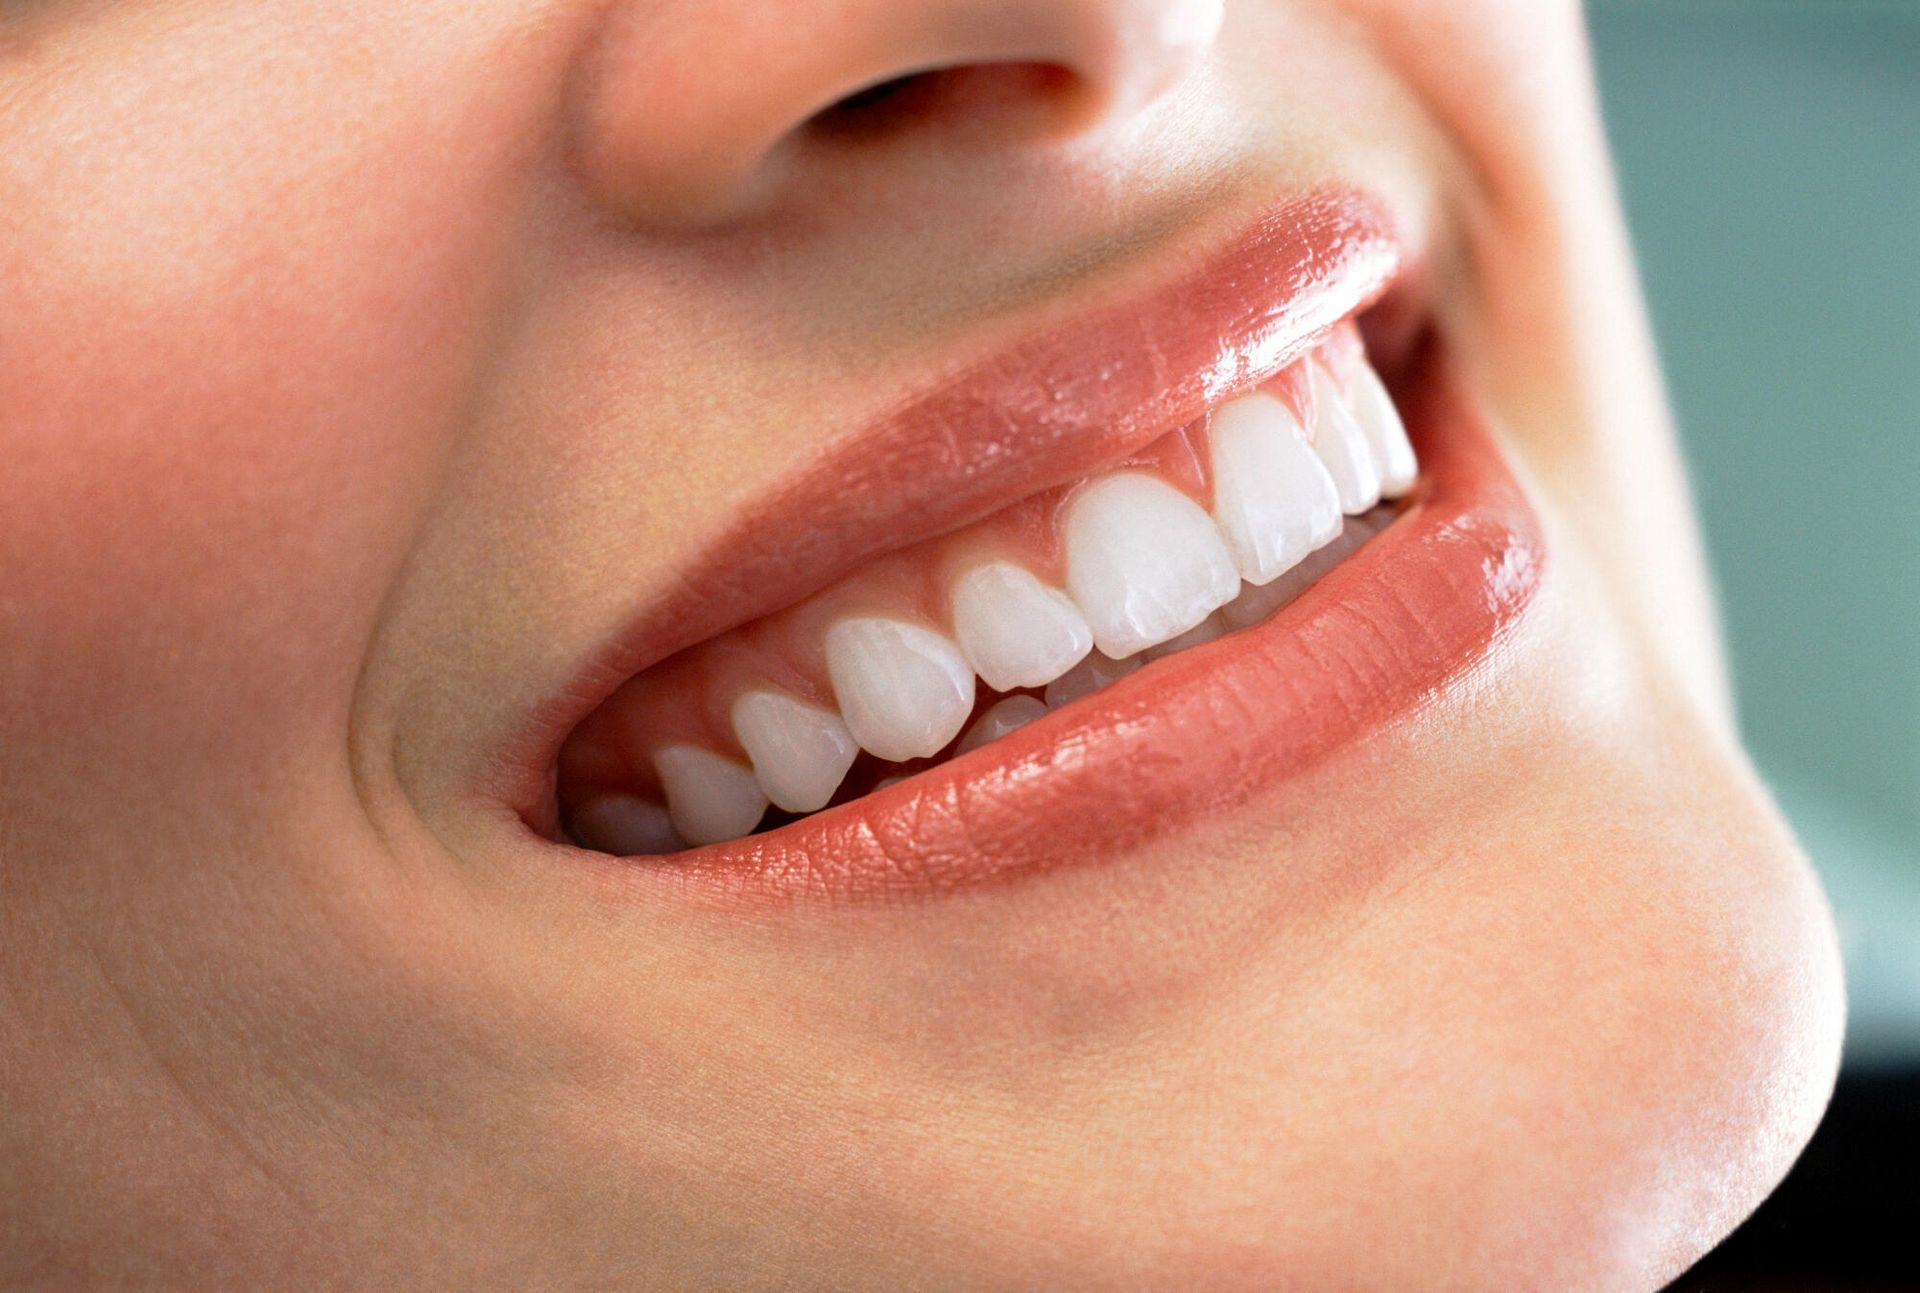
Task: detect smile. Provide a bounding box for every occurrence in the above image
[519,191,1545,899]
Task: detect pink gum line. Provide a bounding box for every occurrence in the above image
[559,324,1369,797]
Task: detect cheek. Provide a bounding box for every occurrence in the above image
[0,4,543,778]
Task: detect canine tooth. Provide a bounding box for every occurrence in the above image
[1063,472,1240,658]
[823,617,976,762]
[1042,650,1141,709]
[1207,392,1343,584]
[951,561,1093,691]
[956,695,1050,754]
[652,745,768,845]
[1140,612,1228,661]
[730,689,858,813]
[1307,361,1382,515]
[1349,359,1418,497]
[570,793,685,855]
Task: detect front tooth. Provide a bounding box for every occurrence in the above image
[1063,472,1240,659]
[823,617,976,762]
[950,561,1093,691]
[1348,359,1418,497]
[570,792,685,855]
[1206,392,1343,584]
[651,745,768,845]
[1042,649,1142,708]
[955,694,1049,755]
[730,689,858,813]
[1307,361,1382,514]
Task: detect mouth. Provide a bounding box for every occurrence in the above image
[507,190,1544,900]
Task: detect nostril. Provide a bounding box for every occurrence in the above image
[572,0,1217,228]
[819,72,928,122]
[807,62,1085,142]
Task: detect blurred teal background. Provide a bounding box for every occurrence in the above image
[1588,0,1919,1067]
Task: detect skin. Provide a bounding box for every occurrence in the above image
[0,0,1842,1287]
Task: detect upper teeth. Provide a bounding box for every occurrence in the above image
[823,616,977,764]
[1307,359,1385,514]
[1207,389,1344,583]
[567,327,1418,852]
[951,560,1095,692]
[651,744,769,847]
[1063,471,1242,660]
[729,689,859,814]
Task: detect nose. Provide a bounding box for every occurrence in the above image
[570,0,1224,227]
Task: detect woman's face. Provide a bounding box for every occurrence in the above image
[0,0,1842,1284]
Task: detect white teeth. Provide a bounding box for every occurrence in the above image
[570,793,685,855]
[652,745,768,846]
[1307,361,1383,515]
[569,341,1420,849]
[1206,392,1344,585]
[823,617,976,762]
[950,561,1093,691]
[730,689,859,813]
[955,694,1050,755]
[1062,472,1240,659]
[1348,359,1418,498]
[1042,649,1142,709]
[1140,611,1228,661]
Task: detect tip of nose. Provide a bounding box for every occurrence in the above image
[1098,0,1224,116]
[1159,0,1227,49]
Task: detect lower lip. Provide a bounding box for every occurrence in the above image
[560,341,1543,903]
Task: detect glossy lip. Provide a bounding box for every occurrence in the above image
[498,188,1409,835]
[506,187,1546,901]
[548,339,1542,901]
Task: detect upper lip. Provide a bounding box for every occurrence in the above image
[497,188,1409,826]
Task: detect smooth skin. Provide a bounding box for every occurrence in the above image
[0,1,1841,1287]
